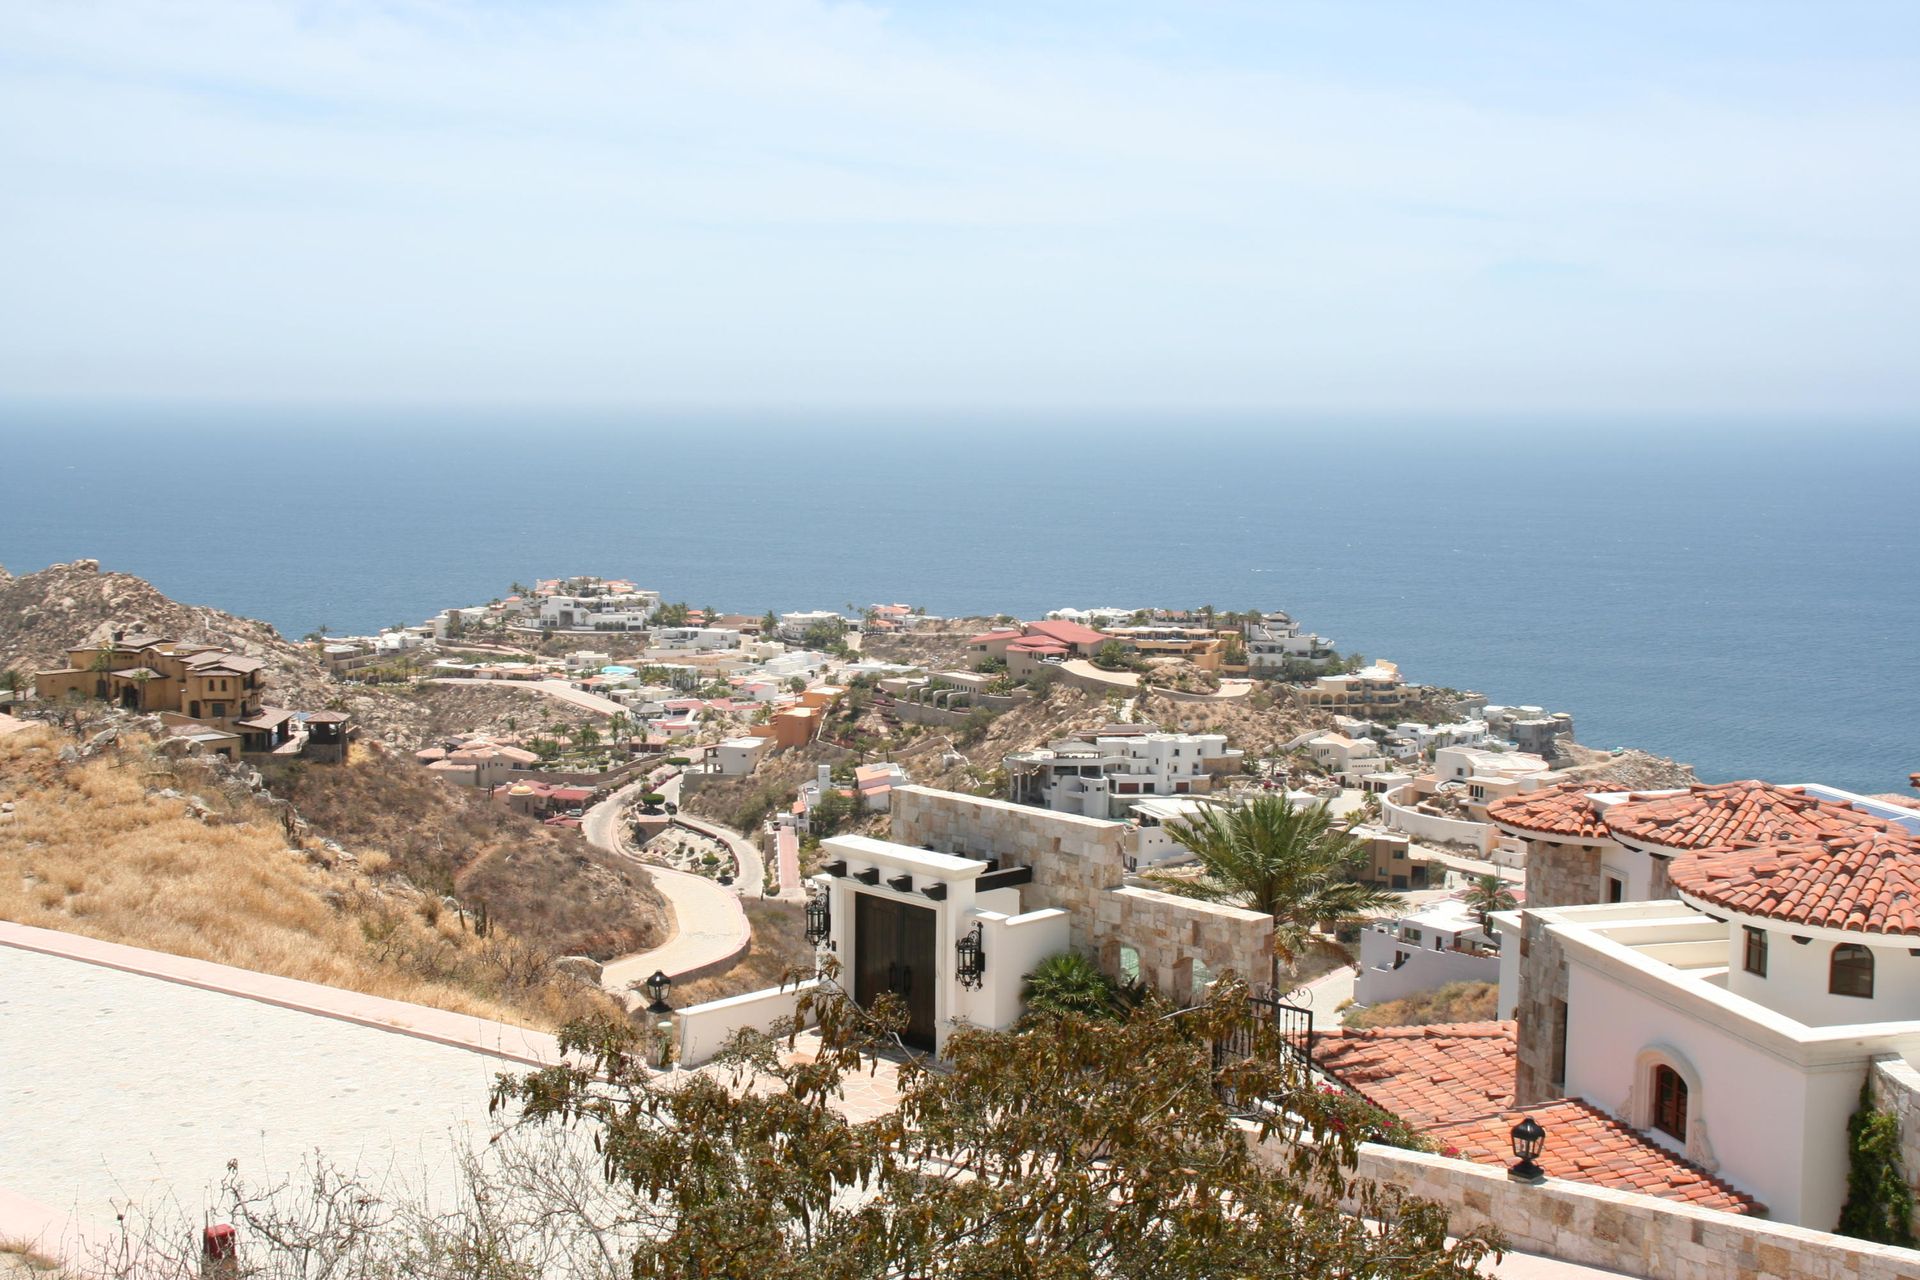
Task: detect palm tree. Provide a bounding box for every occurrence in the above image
[1462,873,1518,929]
[1149,793,1403,991]
[1021,952,1123,1022]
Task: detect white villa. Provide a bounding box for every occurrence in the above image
[777,611,845,642]
[650,626,743,652]
[1242,611,1335,671]
[1005,731,1243,821]
[533,591,661,632]
[1355,897,1502,1008]
[1483,776,1920,1229]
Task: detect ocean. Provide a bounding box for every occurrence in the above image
[2,408,1915,795]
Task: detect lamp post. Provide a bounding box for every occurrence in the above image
[643,969,674,1069]
[1508,1115,1547,1184]
[644,969,673,1016]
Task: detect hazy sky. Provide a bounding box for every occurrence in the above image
[4,1,1918,414]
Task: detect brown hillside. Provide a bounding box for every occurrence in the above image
[0,724,623,1030]
[259,741,668,960]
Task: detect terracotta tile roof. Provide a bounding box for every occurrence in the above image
[1025,619,1108,646]
[967,628,1023,645]
[1486,783,1614,841]
[1669,829,1920,936]
[1438,1100,1759,1211]
[1604,779,1889,853]
[1314,1022,1760,1215]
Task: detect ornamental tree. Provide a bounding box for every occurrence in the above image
[490,969,1500,1278]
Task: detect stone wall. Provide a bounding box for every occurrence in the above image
[891,786,1270,1001]
[1251,1136,1920,1280]
[1513,909,1572,1105]
[1869,1057,1920,1238]
[1523,836,1604,911]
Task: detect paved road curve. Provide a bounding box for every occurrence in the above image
[582,776,750,1003]
[425,676,630,718]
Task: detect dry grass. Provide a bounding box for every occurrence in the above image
[1343,981,1500,1029]
[260,741,668,960]
[670,898,816,1007]
[0,726,623,1030]
[0,1240,73,1279]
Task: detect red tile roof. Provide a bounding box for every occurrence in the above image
[1487,783,1614,841]
[967,628,1023,645]
[1669,829,1920,936]
[1025,618,1108,646]
[1604,780,1889,853]
[1314,1022,1759,1214]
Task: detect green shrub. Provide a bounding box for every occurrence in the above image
[1839,1080,1916,1245]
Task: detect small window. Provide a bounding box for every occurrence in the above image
[1653,1065,1688,1140]
[1606,876,1625,904]
[1743,926,1768,977]
[1831,944,1875,998]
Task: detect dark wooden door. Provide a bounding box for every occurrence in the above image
[853,893,938,1050]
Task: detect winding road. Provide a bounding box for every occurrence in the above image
[583,773,753,1005]
[426,676,630,718]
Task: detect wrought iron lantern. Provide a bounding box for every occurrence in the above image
[955,922,986,991]
[1508,1115,1546,1183]
[805,890,833,950]
[644,969,673,1017]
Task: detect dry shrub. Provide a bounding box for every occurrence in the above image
[1342,981,1499,1029]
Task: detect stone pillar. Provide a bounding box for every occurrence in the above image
[1513,911,1571,1105]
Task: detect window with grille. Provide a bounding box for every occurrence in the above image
[1653,1065,1688,1141]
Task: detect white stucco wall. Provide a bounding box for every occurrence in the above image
[1563,959,1854,1227]
[1720,917,1920,1029]
[1382,784,1492,849]
[675,980,822,1068]
[956,908,1073,1035]
[1353,928,1500,1007]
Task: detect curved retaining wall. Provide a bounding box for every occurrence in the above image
[1383,784,1492,851]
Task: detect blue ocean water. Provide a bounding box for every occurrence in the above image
[1,409,1915,794]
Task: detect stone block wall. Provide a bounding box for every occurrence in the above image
[1254,1137,1920,1280]
[1869,1057,1920,1239]
[1524,836,1605,911]
[892,787,1270,1001]
[1513,910,1572,1105]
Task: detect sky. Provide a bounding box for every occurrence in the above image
[2,1,1918,415]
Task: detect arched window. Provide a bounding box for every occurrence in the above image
[1653,1065,1688,1140]
[1831,944,1875,998]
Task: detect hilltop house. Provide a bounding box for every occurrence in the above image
[1242,611,1336,672]
[1005,731,1243,821]
[33,634,320,756]
[968,620,1109,675]
[1300,661,1409,716]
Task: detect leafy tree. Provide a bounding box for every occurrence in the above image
[490,973,1499,1278]
[1150,793,1403,989]
[1093,639,1131,670]
[808,786,857,838]
[762,609,778,634]
[1462,873,1518,928]
[800,618,846,651]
